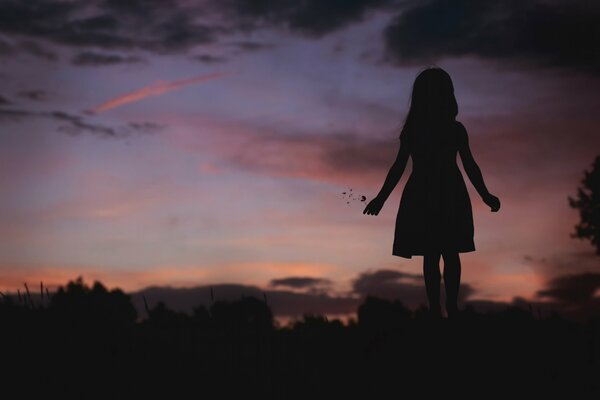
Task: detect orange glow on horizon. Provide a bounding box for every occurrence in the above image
[0,261,341,293]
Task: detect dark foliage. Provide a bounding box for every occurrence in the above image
[209,295,273,331]
[48,276,137,327]
[1,278,598,398]
[569,155,600,254]
[357,295,412,331]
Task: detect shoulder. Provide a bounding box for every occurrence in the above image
[399,126,413,145]
[454,120,467,133]
[454,120,468,144]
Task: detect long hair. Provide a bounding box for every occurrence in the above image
[399,67,458,142]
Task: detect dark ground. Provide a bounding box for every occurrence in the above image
[2,280,598,399]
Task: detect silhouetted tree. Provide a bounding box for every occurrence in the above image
[569,155,600,254]
[146,301,191,328]
[357,296,412,331]
[49,276,137,327]
[291,313,344,332]
[209,295,273,331]
[192,304,211,327]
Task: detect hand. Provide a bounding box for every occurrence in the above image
[483,193,500,212]
[363,196,385,216]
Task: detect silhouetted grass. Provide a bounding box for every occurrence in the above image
[0,278,598,398]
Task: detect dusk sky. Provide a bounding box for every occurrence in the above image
[1,0,599,320]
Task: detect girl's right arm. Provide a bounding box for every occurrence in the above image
[457,123,501,212]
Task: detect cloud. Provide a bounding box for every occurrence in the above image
[3,264,599,321]
[269,276,333,289]
[88,72,229,114]
[0,107,163,137]
[351,268,425,307]
[226,41,276,53]
[14,0,597,75]
[59,117,163,137]
[0,36,58,60]
[0,95,11,105]
[351,268,476,307]
[0,0,397,60]
[131,281,600,322]
[0,108,38,121]
[127,121,165,132]
[536,272,600,304]
[383,0,600,73]
[0,37,14,55]
[52,111,119,136]
[17,90,47,101]
[132,283,360,318]
[0,0,219,54]
[19,39,58,60]
[71,51,143,66]
[220,0,396,38]
[353,268,422,285]
[219,129,398,186]
[524,251,600,279]
[171,113,405,187]
[191,54,227,64]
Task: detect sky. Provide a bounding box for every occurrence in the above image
[1,0,600,321]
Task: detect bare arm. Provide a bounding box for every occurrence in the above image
[364,140,410,215]
[459,133,490,198]
[377,140,410,201]
[458,123,500,212]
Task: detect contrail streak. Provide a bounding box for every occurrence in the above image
[88,72,228,114]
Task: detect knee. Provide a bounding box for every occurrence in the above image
[423,259,441,278]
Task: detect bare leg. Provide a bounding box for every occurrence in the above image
[423,252,442,318]
[442,251,461,318]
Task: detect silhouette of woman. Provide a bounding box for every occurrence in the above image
[363,67,500,319]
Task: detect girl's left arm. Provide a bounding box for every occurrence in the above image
[364,141,410,216]
[375,140,410,203]
[377,142,410,203]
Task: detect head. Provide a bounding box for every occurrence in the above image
[400,67,458,139]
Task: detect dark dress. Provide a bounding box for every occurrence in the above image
[392,120,475,258]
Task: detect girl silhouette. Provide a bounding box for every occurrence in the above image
[363,67,500,320]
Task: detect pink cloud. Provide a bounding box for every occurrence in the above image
[89,72,229,114]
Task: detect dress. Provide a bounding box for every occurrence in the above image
[392,120,475,258]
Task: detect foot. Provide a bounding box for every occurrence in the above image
[428,305,442,320]
[446,305,460,320]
